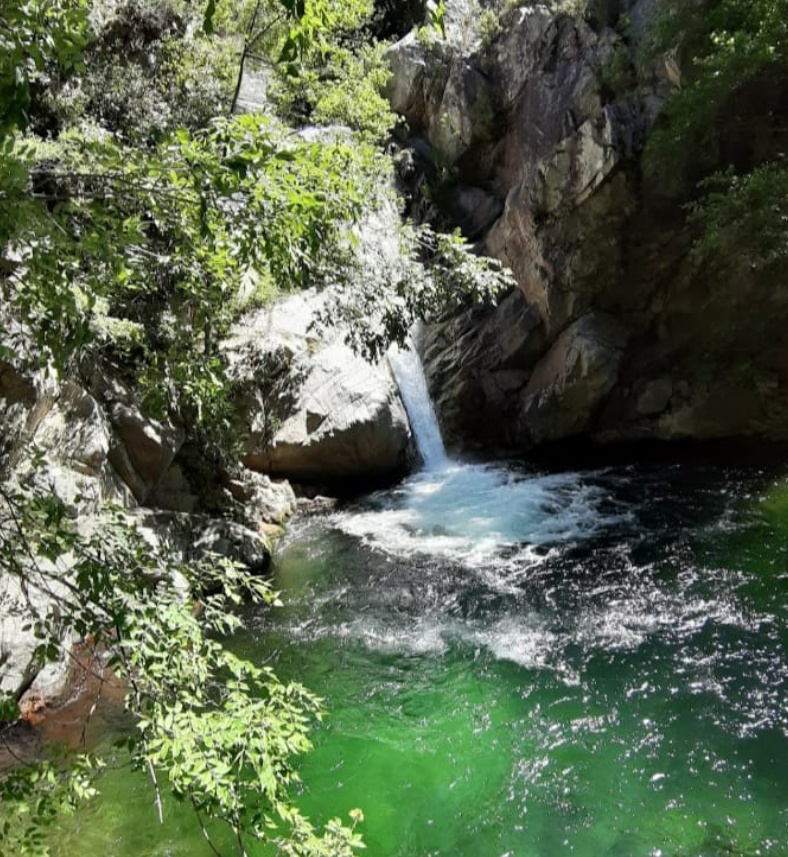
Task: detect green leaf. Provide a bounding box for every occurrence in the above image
[202,0,216,34]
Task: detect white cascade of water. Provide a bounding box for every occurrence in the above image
[388,343,449,471]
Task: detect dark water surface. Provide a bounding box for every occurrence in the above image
[52,460,788,856]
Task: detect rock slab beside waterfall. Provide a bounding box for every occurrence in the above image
[226,292,414,483]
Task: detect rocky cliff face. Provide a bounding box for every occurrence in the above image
[387,0,788,451]
[0,350,293,705]
[0,289,412,706]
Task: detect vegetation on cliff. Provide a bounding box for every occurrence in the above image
[647,0,788,274]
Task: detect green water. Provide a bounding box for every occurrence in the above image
[51,461,788,856]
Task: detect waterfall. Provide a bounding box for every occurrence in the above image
[388,343,449,471]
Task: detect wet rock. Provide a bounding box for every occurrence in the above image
[436,184,504,240]
[636,377,673,416]
[296,495,339,515]
[386,0,788,449]
[417,290,544,449]
[223,470,296,524]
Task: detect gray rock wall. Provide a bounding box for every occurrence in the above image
[386,0,788,451]
[0,346,292,706]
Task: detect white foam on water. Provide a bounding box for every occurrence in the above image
[468,615,561,673]
[336,616,451,656]
[333,463,626,567]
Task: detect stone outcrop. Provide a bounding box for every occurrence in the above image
[225,292,414,484]
[387,0,788,450]
[0,360,133,508]
[0,351,291,705]
[0,363,121,703]
[417,291,543,449]
[520,313,627,443]
[83,370,186,503]
[1,578,69,706]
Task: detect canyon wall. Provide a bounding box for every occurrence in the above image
[387,0,788,451]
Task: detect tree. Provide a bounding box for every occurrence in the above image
[0,1,371,853]
[0,0,88,137]
[0,0,513,852]
[3,115,382,438]
[645,0,788,197]
[0,481,365,857]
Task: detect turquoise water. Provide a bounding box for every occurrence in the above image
[52,460,788,856]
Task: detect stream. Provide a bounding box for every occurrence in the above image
[49,351,788,857]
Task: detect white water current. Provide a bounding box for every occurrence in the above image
[387,343,449,471]
[351,343,630,567]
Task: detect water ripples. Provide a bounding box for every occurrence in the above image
[332,463,633,566]
[250,460,788,856]
[268,462,788,740]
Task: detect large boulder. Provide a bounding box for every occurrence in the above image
[84,370,185,503]
[225,292,413,484]
[520,313,628,442]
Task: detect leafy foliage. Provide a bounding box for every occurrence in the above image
[0,480,363,857]
[268,0,396,138]
[75,9,237,141]
[0,0,372,853]
[644,0,788,195]
[316,218,516,360]
[0,0,89,136]
[637,0,788,274]
[0,752,101,857]
[2,114,381,444]
[688,161,788,270]
[273,41,395,140]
